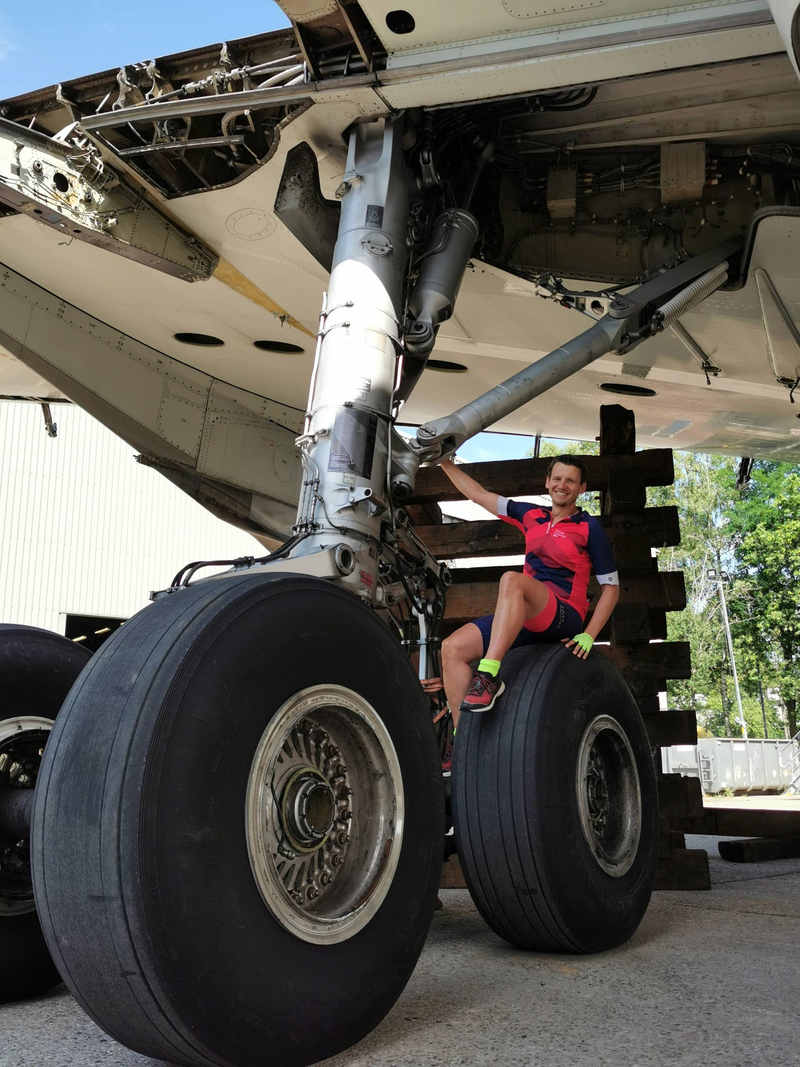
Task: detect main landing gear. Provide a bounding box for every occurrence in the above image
[7,111,739,1064]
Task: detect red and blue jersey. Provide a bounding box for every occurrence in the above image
[497,498,619,619]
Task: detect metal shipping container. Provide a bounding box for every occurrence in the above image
[662,738,800,794]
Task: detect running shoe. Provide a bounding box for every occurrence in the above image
[460,671,505,713]
[441,738,453,775]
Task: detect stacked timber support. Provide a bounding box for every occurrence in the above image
[410,404,709,891]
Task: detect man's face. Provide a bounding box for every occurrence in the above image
[545,463,586,509]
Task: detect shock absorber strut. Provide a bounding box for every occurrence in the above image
[292,115,411,597]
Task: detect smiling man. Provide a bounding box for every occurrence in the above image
[440,454,620,722]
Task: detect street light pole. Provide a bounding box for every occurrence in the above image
[708,569,748,739]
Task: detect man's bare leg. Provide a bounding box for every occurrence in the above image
[486,572,550,661]
[441,622,484,729]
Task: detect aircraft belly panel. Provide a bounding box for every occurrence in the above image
[355,0,773,53]
[378,24,782,108]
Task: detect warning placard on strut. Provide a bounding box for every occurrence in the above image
[328,408,377,479]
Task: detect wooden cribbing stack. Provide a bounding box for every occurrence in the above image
[409,404,708,891]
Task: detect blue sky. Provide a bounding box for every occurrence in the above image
[0,1,543,464]
[0,2,290,99]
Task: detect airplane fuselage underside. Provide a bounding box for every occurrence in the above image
[1,0,799,543]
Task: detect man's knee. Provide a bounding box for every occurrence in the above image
[498,570,525,595]
[442,631,472,664]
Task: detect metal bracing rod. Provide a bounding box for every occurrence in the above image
[410,243,736,461]
[412,315,624,459]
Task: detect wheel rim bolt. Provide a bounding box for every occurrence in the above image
[307,886,319,900]
[17,774,30,786]
[325,744,339,758]
[337,832,349,846]
[337,786,352,799]
[8,762,20,781]
[320,871,332,886]
[0,753,7,772]
[339,810,352,822]
[331,855,343,867]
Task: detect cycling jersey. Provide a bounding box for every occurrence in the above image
[497,498,618,619]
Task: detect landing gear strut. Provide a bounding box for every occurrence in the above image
[29,112,738,1064]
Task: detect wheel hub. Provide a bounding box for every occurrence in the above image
[576,714,642,879]
[0,715,54,917]
[282,768,337,851]
[246,685,403,944]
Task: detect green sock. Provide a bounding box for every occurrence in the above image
[477,658,501,677]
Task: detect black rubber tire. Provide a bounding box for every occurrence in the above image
[33,572,443,1067]
[453,643,658,954]
[0,624,91,1003]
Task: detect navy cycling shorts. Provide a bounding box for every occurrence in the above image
[471,588,584,657]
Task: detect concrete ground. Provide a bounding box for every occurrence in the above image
[1,833,798,1067]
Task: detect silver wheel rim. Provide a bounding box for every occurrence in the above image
[576,714,642,878]
[246,685,404,944]
[0,715,54,917]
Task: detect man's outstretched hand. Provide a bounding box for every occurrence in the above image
[561,632,594,659]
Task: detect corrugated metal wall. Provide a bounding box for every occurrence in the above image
[0,402,261,632]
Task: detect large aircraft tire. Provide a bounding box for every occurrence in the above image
[0,624,90,1003]
[453,643,658,953]
[33,572,443,1067]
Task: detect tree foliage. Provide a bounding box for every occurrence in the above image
[652,454,799,738]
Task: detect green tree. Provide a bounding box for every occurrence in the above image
[727,464,800,736]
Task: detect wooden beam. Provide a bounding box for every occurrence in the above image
[599,641,692,680]
[409,449,675,503]
[657,773,705,819]
[405,502,444,526]
[609,603,653,643]
[653,849,710,891]
[718,837,800,863]
[600,404,636,455]
[642,710,698,748]
[443,568,686,625]
[681,806,800,839]
[604,468,647,513]
[414,505,679,563]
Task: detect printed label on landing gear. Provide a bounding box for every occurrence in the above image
[359,570,374,588]
[365,204,384,227]
[328,407,377,478]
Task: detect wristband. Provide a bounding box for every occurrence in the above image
[573,632,594,654]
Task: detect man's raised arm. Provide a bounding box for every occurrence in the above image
[440,459,500,516]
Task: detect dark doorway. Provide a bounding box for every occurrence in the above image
[64,613,126,654]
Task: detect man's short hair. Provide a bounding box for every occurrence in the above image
[546,454,588,484]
